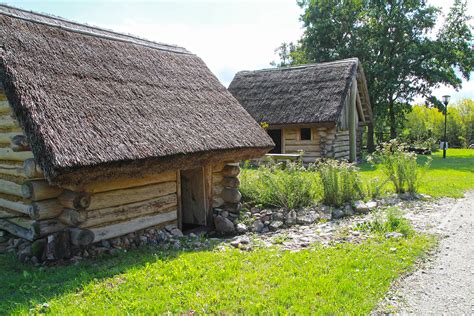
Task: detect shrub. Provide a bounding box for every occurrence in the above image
[356,207,414,237]
[368,140,431,194]
[240,160,319,209]
[311,159,364,207]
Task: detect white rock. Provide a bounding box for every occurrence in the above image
[354,200,369,213]
[236,223,248,234]
[366,201,377,210]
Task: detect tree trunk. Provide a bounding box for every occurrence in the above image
[389,100,397,139]
[367,122,375,153]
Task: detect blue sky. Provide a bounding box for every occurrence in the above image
[3,0,473,103]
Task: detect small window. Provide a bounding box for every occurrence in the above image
[300,128,311,140]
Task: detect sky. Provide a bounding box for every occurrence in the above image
[3,0,473,103]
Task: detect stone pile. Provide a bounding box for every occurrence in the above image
[0,224,191,266]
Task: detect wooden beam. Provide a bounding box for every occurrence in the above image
[176,170,182,230]
[349,78,357,162]
[81,194,176,228]
[0,132,23,144]
[0,219,36,241]
[0,163,26,178]
[0,148,33,161]
[0,115,19,130]
[23,159,44,179]
[62,170,177,193]
[22,180,63,201]
[88,181,176,210]
[0,198,31,215]
[0,101,11,114]
[356,91,365,122]
[90,210,177,243]
[0,179,23,197]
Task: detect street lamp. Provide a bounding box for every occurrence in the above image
[441,95,451,159]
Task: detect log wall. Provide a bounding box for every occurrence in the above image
[0,91,67,241]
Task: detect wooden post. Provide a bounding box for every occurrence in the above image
[349,78,357,162]
[176,170,182,230]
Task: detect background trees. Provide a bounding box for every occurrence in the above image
[274,0,474,148]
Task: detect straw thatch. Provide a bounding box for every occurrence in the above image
[0,5,273,184]
[228,58,370,125]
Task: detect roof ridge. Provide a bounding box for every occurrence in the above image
[238,58,360,75]
[0,3,192,55]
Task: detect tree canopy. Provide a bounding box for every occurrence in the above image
[274,0,474,143]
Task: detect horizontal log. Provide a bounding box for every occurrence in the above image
[82,194,177,228]
[0,115,19,130]
[0,219,36,241]
[0,163,25,178]
[90,210,177,242]
[23,159,44,179]
[22,180,63,201]
[0,132,23,144]
[62,170,176,193]
[10,135,30,152]
[30,199,64,220]
[0,179,23,197]
[0,148,33,161]
[285,145,319,152]
[88,181,176,210]
[0,198,31,215]
[59,209,87,226]
[68,228,94,246]
[0,209,34,229]
[0,101,11,114]
[58,190,91,209]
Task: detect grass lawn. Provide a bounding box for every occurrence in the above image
[359,149,474,198]
[0,235,435,314]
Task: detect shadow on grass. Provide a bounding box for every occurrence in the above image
[0,242,221,313]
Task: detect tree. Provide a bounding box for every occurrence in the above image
[274,0,474,145]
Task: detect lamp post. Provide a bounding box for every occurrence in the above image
[441,95,451,159]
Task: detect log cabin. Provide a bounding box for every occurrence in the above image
[0,5,273,246]
[228,59,373,163]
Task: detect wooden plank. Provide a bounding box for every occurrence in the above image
[180,167,206,226]
[62,170,177,193]
[203,164,213,226]
[88,181,176,210]
[281,128,286,154]
[176,170,182,230]
[0,101,10,114]
[90,210,177,242]
[0,179,23,197]
[0,148,33,161]
[81,194,177,228]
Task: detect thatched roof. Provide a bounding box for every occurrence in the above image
[228,58,372,125]
[0,5,273,184]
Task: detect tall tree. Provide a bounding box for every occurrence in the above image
[275,0,474,144]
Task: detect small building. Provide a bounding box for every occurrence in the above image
[228,59,373,163]
[0,5,273,247]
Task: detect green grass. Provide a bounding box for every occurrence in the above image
[0,235,435,315]
[359,149,474,198]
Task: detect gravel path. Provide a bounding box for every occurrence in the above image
[380,190,474,314]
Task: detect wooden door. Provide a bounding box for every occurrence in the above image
[267,129,282,153]
[180,167,207,226]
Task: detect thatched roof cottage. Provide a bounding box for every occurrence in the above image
[228,59,373,163]
[0,5,273,250]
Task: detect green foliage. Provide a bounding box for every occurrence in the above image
[312,159,364,206]
[274,0,474,140]
[240,161,319,209]
[357,207,415,237]
[0,235,435,314]
[368,140,431,194]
